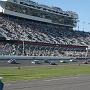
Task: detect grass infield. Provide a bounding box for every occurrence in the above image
[0,64,90,82]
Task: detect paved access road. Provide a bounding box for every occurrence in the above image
[5,75,90,90]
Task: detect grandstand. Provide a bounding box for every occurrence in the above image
[0,0,90,57]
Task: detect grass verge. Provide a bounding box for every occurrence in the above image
[0,64,90,82]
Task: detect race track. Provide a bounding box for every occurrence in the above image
[5,75,90,90]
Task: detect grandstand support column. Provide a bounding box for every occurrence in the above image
[85,47,88,59]
[22,41,25,56]
[65,51,69,57]
[29,46,31,56]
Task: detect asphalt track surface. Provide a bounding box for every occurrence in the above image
[4,75,90,90]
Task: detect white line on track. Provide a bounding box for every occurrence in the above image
[44,76,79,82]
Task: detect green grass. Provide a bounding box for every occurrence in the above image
[0,64,90,82]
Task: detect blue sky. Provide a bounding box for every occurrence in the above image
[33,0,90,32]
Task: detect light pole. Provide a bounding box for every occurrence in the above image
[88,22,90,32]
[77,20,80,31]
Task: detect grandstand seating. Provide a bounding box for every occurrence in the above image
[0,14,90,45]
[0,14,90,57]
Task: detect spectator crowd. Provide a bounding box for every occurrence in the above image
[0,14,90,57]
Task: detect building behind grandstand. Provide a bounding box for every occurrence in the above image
[0,0,90,57]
